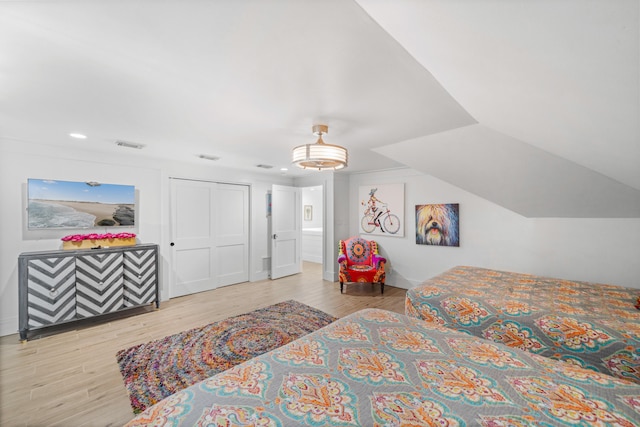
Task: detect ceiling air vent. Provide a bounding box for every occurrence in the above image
[198,154,220,161]
[256,164,274,169]
[115,140,145,149]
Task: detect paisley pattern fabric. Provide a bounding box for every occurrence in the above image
[405,266,640,384]
[125,309,640,426]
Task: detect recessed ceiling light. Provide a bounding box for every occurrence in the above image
[280,168,288,171]
[69,133,87,139]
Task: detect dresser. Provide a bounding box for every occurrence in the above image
[18,244,159,341]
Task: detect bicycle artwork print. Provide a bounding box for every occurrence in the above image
[358,183,404,237]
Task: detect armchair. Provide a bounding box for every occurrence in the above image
[337,236,386,294]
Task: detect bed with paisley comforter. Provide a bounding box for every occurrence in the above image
[405,266,640,385]
[125,308,640,426]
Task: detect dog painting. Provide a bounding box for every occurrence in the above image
[415,203,459,246]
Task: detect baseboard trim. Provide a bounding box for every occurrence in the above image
[0,316,18,338]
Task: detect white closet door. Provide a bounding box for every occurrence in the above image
[215,183,249,287]
[170,179,249,297]
[271,184,302,279]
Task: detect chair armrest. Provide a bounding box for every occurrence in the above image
[372,254,386,269]
[337,254,348,264]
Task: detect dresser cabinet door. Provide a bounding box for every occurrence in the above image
[75,252,124,318]
[26,257,76,328]
[123,248,157,307]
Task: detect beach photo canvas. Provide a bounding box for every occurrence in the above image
[27,179,135,229]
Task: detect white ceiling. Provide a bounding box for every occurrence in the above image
[1,0,639,217]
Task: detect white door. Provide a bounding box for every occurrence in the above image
[271,184,302,279]
[215,183,249,287]
[170,179,249,297]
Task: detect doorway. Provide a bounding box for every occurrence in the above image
[301,185,324,278]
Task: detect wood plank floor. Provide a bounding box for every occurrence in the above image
[0,262,406,426]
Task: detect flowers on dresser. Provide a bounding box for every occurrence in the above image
[61,232,136,242]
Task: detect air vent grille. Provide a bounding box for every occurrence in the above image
[115,140,145,149]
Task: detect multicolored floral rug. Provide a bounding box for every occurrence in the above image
[116,300,337,413]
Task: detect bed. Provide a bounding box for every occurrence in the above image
[406,266,640,384]
[125,308,640,426]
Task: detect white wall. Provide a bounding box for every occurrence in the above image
[348,168,640,289]
[0,139,294,337]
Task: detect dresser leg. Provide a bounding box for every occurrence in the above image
[19,330,27,342]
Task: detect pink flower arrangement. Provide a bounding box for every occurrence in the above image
[61,232,136,242]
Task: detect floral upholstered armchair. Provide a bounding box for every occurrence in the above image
[337,236,386,294]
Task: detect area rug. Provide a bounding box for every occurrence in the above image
[115,300,337,413]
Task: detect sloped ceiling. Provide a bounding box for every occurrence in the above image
[357,0,640,217]
[1,0,638,217]
[376,124,640,218]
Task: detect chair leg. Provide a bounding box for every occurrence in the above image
[381,282,384,294]
[340,282,344,293]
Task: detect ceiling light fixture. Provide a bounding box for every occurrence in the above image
[69,133,87,139]
[292,124,348,171]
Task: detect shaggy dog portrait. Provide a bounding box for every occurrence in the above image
[415,203,460,246]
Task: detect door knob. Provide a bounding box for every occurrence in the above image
[170,242,175,246]
[273,234,277,239]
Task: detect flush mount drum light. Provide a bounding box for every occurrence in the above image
[292,124,348,170]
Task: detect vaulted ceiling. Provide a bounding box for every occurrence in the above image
[1,0,638,217]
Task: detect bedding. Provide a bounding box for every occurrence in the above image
[405,266,640,384]
[125,308,640,426]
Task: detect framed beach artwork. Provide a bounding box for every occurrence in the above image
[27,179,136,229]
[358,183,404,237]
[415,203,460,246]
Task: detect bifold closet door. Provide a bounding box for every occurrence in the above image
[215,183,249,287]
[170,179,249,297]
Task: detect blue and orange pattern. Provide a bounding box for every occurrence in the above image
[406,266,640,384]
[125,309,640,426]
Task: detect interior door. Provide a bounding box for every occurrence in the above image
[271,184,302,279]
[169,179,250,297]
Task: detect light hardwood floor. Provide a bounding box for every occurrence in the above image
[0,262,406,426]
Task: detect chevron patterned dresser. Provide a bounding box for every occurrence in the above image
[18,244,159,341]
